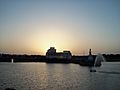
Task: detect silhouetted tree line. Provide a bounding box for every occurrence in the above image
[0,53,120,63]
[0,54,45,62]
[103,54,120,62]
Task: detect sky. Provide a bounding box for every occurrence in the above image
[0,0,120,55]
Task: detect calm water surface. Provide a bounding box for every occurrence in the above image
[0,62,120,90]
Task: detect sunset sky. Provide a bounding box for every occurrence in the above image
[0,0,120,55]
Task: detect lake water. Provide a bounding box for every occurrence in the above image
[0,62,120,90]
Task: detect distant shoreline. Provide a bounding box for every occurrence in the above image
[0,54,120,63]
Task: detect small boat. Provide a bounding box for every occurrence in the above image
[5,88,16,90]
[90,69,96,72]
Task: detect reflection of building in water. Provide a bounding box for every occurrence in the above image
[46,47,72,59]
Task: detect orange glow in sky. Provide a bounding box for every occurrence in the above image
[0,0,120,55]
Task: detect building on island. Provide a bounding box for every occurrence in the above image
[46,47,56,59]
[46,47,72,59]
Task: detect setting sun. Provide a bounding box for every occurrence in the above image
[28,25,74,54]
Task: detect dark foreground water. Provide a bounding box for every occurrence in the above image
[0,62,120,90]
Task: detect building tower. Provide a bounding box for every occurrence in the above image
[88,49,93,61]
[89,49,92,55]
